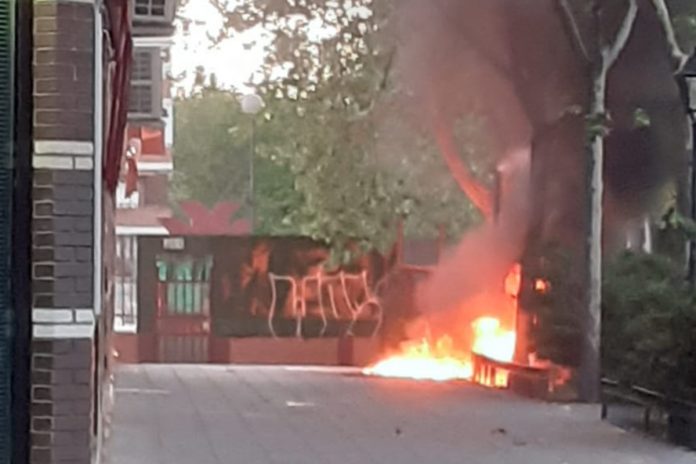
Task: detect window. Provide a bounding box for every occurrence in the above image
[114,236,138,333]
[133,0,175,23]
[129,48,162,119]
[132,50,153,81]
[116,182,140,209]
[129,86,153,115]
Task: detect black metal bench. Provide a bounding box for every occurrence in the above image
[601,379,667,433]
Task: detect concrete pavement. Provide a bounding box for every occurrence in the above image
[106,364,696,464]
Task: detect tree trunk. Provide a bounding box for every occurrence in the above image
[643,216,653,254]
[580,65,608,403]
[577,0,638,404]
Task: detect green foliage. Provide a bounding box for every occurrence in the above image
[661,207,696,241]
[585,111,612,141]
[173,84,482,249]
[602,251,696,401]
[252,90,482,252]
[632,107,651,129]
[173,1,484,253]
[254,154,306,236]
[654,206,696,261]
[173,89,250,206]
[207,0,392,100]
[670,0,696,50]
[525,245,696,400]
[526,245,696,401]
[173,88,302,231]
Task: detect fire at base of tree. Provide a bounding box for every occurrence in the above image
[173,0,696,410]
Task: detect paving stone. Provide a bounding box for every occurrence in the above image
[105,365,696,464]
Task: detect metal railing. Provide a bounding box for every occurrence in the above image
[601,377,696,449]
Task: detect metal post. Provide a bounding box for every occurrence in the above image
[677,54,696,281]
[249,117,256,233]
[688,118,696,283]
[240,94,263,234]
[12,0,33,460]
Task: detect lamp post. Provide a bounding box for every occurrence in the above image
[678,50,696,282]
[240,94,264,233]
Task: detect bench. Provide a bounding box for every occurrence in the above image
[472,353,551,397]
[601,379,666,432]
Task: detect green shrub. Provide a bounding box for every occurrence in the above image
[602,251,696,401]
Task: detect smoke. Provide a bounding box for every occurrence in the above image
[386,0,685,333]
[379,1,534,334]
[360,0,690,366]
[415,147,530,326]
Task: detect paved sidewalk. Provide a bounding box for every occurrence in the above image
[106,364,696,464]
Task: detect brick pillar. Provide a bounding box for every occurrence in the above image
[30,2,98,463]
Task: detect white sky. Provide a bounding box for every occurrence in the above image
[172,1,271,93]
[171,0,373,94]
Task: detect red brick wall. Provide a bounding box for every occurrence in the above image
[31,3,97,464]
[34,2,94,142]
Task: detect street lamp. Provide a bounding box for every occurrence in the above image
[240,94,264,233]
[678,50,696,282]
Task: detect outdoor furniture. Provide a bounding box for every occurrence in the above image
[472,353,550,397]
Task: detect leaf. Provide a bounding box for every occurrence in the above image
[632,108,651,129]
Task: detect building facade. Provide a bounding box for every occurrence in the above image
[113,1,176,338]
[22,1,133,463]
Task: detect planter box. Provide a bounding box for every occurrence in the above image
[228,338,339,365]
[114,333,382,367]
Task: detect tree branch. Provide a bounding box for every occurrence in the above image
[602,0,639,67]
[649,0,689,72]
[429,107,493,220]
[556,0,591,63]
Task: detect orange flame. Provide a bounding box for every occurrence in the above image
[364,315,516,387]
[472,317,516,363]
[534,279,550,294]
[363,335,473,382]
[364,265,520,387]
[505,263,522,297]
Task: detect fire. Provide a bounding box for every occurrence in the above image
[364,264,520,387]
[364,316,516,387]
[363,336,472,382]
[534,279,550,294]
[471,317,516,363]
[504,263,522,297]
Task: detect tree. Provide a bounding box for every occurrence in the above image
[176,1,695,400]
[174,0,486,253]
[173,79,483,246]
[395,0,690,400]
[556,0,640,403]
[172,87,304,236]
[652,0,693,66]
[173,89,250,206]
